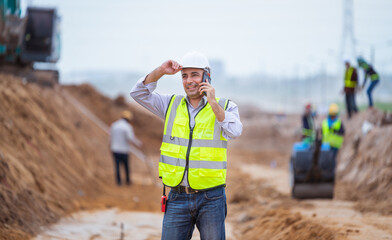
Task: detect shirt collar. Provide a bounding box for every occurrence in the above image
[185,95,207,108]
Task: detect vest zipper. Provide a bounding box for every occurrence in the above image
[182,100,207,189]
[185,127,194,174]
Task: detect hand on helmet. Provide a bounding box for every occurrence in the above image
[160,60,182,75]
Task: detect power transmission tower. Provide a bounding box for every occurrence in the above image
[340,0,356,62]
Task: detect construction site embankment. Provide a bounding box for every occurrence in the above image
[1,74,392,239]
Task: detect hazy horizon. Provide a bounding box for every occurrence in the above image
[30,0,392,81]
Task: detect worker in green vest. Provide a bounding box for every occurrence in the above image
[357,57,380,108]
[131,51,242,239]
[302,103,315,143]
[342,59,358,118]
[322,103,345,161]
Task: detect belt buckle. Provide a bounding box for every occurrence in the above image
[185,187,190,194]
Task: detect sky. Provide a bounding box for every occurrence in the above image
[29,0,392,80]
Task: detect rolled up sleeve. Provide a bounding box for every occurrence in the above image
[217,101,242,140]
[130,75,172,119]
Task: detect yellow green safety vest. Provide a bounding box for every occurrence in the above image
[322,118,344,149]
[360,63,379,82]
[370,72,379,81]
[302,115,315,143]
[344,66,356,88]
[159,95,229,190]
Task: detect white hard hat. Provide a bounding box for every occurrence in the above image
[180,51,210,71]
[343,56,351,64]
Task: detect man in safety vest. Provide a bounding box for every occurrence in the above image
[342,60,358,118]
[322,103,345,161]
[130,51,242,239]
[302,103,315,142]
[357,57,380,108]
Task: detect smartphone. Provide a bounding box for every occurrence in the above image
[201,72,211,96]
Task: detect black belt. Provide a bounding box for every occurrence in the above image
[171,186,201,194]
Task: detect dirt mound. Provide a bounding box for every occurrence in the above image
[227,172,336,240]
[335,108,392,215]
[0,74,111,239]
[62,84,163,154]
[238,208,335,240]
[0,75,162,239]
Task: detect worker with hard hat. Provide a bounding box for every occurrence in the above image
[302,103,315,142]
[110,110,142,186]
[342,59,358,118]
[131,51,242,239]
[322,104,345,161]
[357,57,380,108]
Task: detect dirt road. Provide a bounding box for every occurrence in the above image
[33,157,392,240]
[233,162,392,240]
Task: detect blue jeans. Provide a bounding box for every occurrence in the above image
[367,80,379,107]
[162,187,227,240]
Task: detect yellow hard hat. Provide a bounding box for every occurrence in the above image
[121,110,133,121]
[328,103,339,116]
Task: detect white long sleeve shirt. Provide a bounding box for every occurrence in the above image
[130,76,243,140]
[110,119,137,154]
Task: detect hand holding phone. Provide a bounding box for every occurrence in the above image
[201,72,211,96]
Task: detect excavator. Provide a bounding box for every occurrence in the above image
[289,130,336,199]
[0,0,60,86]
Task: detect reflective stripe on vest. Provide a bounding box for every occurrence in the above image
[159,95,229,190]
[344,66,356,88]
[322,119,344,149]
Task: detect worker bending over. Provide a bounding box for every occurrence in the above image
[357,57,380,108]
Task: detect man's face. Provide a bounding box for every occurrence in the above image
[181,68,204,99]
[345,62,350,68]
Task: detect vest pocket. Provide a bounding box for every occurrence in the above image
[172,117,188,138]
[200,147,225,161]
[160,143,181,158]
[194,127,214,139]
[160,143,183,173]
[199,169,223,178]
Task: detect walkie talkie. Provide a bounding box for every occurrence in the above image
[201,71,211,96]
[161,185,167,213]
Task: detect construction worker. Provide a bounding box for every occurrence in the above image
[357,57,380,108]
[130,51,242,239]
[342,59,358,118]
[110,110,141,186]
[302,103,315,142]
[322,103,345,161]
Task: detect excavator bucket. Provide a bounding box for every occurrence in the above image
[289,141,335,199]
[21,7,61,63]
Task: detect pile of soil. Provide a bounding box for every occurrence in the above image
[0,75,162,239]
[335,108,392,214]
[62,84,163,154]
[227,171,335,240]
